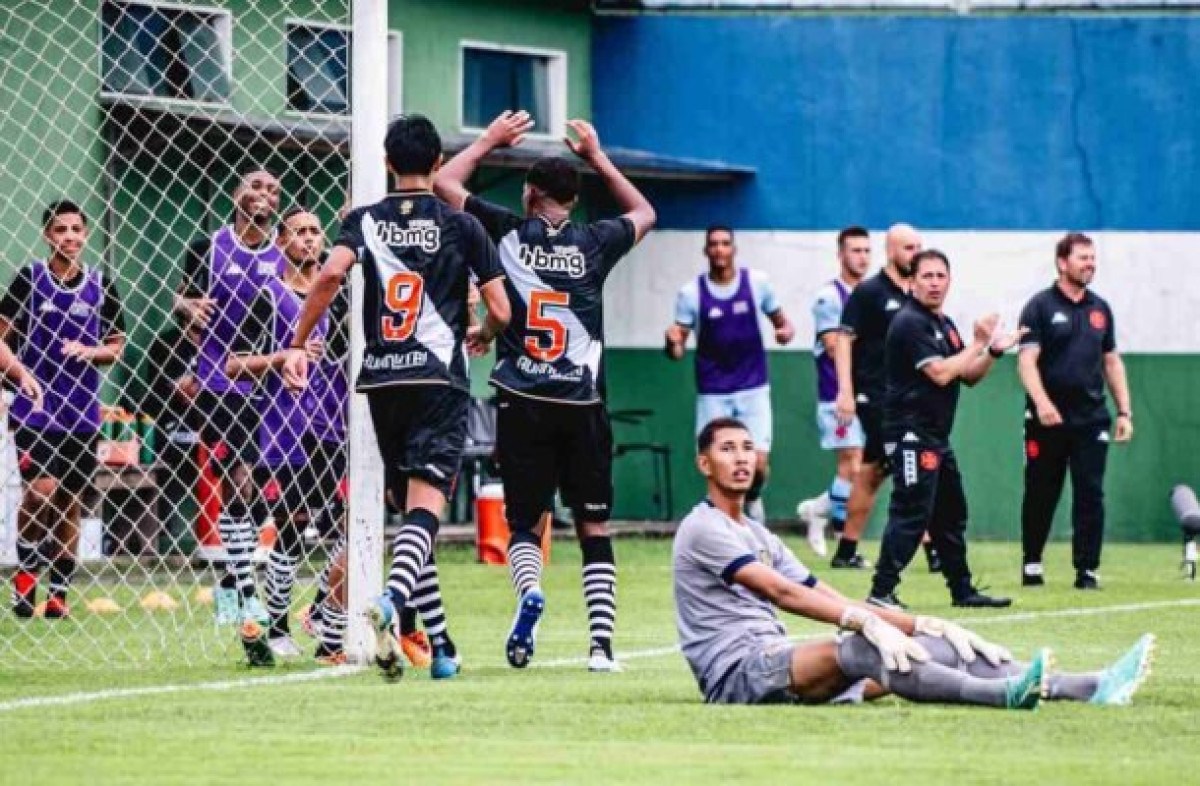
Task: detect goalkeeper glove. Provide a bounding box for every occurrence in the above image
[840,606,929,674]
[914,615,1012,667]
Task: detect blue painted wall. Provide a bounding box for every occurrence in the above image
[593,15,1200,230]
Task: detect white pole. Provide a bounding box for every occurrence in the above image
[346,0,388,665]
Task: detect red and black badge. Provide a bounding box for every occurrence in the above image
[1089,309,1107,331]
[919,450,940,471]
[1026,439,1040,460]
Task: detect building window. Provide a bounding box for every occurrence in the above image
[461,44,566,135]
[286,23,403,117]
[100,1,232,103]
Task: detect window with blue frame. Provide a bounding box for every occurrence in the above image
[100,1,230,103]
[462,47,553,133]
[286,25,350,114]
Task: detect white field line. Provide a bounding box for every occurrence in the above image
[533,596,1200,668]
[2,597,1196,712]
[0,664,363,714]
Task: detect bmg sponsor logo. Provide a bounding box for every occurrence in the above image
[375,219,440,253]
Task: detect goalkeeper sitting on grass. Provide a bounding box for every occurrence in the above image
[673,416,1154,709]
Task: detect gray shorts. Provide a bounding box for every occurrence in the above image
[706,637,869,706]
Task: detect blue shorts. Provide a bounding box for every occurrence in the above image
[817,402,865,451]
[696,386,772,451]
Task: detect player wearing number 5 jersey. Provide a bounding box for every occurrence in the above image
[436,111,656,672]
[283,115,510,681]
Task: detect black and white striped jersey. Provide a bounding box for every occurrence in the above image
[465,196,635,404]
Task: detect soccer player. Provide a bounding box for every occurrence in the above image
[674,416,1154,708]
[227,205,333,658]
[2,200,125,619]
[795,227,871,560]
[868,250,1021,609]
[1017,233,1132,589]
[434,110,656,671]
[665,226,794,522]
[831,223,938,571]
[282,114,510,681]
[178,168,285,628]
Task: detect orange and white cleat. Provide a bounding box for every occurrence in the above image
[315,649,348,667]
[400,630,432,669]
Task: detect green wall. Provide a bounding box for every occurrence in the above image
[600,349,1199,542]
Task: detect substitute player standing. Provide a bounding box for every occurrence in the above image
[832,224,939,571]
[282,114,510,681]
[178,168,286,627]
[434,110,656,672]
[795,227,871,560]
[674,416,1154,708]
[868,250,1022,609]
[1017,233,1132,590]
[2,200,124,619]
[665,227,794,521]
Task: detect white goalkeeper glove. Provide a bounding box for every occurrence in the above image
[840,606,930,674]
[914,615,1012,667]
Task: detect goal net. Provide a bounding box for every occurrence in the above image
[0,0,387,670]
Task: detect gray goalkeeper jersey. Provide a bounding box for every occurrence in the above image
[672,500,818,700]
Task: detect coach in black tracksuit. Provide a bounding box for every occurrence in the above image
[867,250,1023,610]
[1017,233,1132,590]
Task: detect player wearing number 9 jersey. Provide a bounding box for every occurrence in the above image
[436,111,656,672]
[283,115,510,680]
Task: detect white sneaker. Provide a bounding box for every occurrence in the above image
[587,650,623,673]
[268,635,303,658]
[797,498,829,557]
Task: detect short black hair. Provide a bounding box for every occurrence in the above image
[42,199,87,229]
[278,205,315,226]
[238,164,279,181]
[705,225,734,245]
[912,248,950,275]
[1055,232,1094,261]
[697,416,750,453]
[837,225,869,249]
[384,114,442,176]
[526,156,580,205]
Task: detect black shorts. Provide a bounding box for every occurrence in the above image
[13,428,98,495]
[258,437,347,519]
[367,385,468,499]
[196,390,259,468]
[495,392,613,529]
[858,402,888,467]
[313,437,347,513]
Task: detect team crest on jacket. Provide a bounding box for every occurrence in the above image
[1089,309,1107,330]
[919,451,940,471]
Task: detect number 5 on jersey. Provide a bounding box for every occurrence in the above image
[382,271,424,341]
[526,290,570,362]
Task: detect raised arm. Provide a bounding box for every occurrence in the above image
[282,245,354,390]
[564,119,656,243]
[435,110,536,210]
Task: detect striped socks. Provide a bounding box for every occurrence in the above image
[218,513,257,600]
[581,536,617,658]
[411,554,454,655]
[508,531,544,599]
[384,508,438,611]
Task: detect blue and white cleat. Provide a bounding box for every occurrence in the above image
[1090,633,1156,706]
[213,587,240,626]
[506,588,545,669]
[431,647,462,680]
[368,595,404,682]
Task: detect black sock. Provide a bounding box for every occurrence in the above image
[48,556,76,600]
[834,538,858,561]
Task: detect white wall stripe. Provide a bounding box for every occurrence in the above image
[606,230,1200,353]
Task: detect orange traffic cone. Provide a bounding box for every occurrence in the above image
[475,483,551,565]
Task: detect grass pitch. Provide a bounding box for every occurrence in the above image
[1,539,1197,785]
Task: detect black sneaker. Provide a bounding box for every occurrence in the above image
[953,589,1013,608]
[831,554,872,570]
[1022,563,1045,587]
[1074,571,1101,590]
[866,592,907,611]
